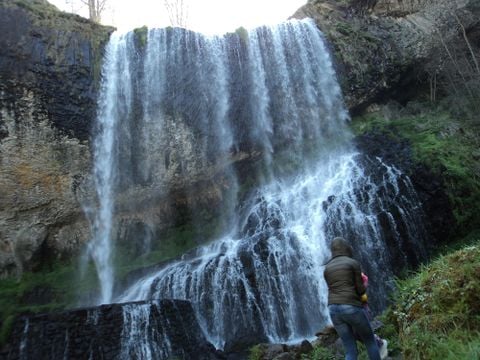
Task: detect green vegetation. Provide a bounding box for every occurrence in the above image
[351,105,480,234]
[114,223,200,279]
[235,26,249,43]
[133,25,149,48]
[249,344,265,360]
[0,260,99,345]
[301,346,337,360]
[388,239,480,359]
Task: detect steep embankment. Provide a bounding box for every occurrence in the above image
[0,0,479,356]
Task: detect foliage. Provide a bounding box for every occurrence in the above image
[301,237,480,360]
[389,239,480,359]
[133,25,148,48]
[0,260,99,345]
[301,345,337,360]
[248,344,265,360]
[235,26,249,44]
[352,105,480,234]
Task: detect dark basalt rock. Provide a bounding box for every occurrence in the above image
[0,1,114,141]
[0,299,224,360]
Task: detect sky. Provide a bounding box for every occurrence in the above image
[48,0,308,35]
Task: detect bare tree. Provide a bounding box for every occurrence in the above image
[164,0,189,28]
[82,0,108,23]
[65,0,107,23]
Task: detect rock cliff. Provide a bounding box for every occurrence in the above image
[292,0,480,112]
[0,0,113,277]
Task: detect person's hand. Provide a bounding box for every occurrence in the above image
[361,293,368,303]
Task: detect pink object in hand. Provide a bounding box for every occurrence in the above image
[361,272,369,287]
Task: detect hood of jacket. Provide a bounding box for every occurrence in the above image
[330,237,353,258]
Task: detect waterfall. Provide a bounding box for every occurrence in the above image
[87,18,428,349]
[85,32,135,304]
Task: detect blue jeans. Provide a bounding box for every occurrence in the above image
[328,304,381,360]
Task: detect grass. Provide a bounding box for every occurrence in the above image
[351,106,480,234]
[301,346,337,360]
[0,260,99,345]
[388,238,480,359]
[114,223,200,279]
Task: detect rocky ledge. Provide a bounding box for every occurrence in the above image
[0,299,223,360]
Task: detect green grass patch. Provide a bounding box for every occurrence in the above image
[0,260,99,345]
[114,215,226,281]
[352,107,480,234]
[301,345,337,359]
[248,344,265,360]
[389,239,480,359]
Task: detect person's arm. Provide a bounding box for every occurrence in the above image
[353,261,366,296]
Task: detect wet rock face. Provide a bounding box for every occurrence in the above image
[355,131,455,246]
[0,2,113,277]
[1,299,223,360]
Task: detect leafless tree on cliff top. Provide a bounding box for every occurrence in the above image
[164,0,189,28]
[65,0,107,23]
[82,0,107,23]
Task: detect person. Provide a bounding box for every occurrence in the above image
[323,237,381,360]
[360,273,389,359]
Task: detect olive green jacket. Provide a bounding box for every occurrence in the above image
[324,254,366,307]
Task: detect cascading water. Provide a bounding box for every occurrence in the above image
[85,32,134,304]
[87,18,429,350]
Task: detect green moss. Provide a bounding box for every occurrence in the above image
[133,25,148,48]
[235,26,249,43]
[352,108,480,234]
[114,218,225,281]
[0,260,99,345]
[0,315,16,346]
